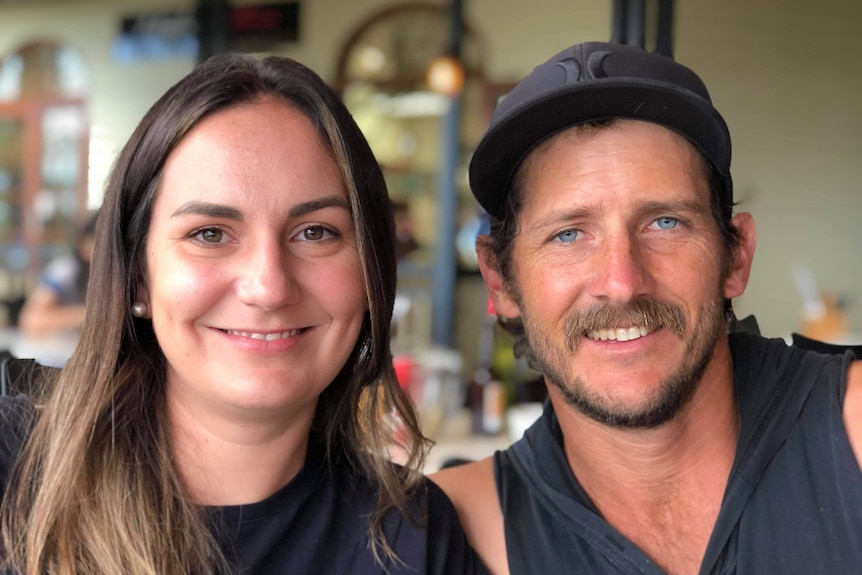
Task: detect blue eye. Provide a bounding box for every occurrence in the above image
[655,217,678,230]
[555,229,580,243]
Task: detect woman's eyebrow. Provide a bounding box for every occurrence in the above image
[171,201,243,220]
[288,196,351,218]
[170,196,350,221]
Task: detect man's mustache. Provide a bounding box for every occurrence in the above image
[564,298,687,351]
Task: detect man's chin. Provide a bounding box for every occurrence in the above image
[574,397,688,430]
[559,385,691,430]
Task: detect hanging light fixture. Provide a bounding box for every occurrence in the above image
[426,53,464,96]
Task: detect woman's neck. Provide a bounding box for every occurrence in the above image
[166,392,317,506]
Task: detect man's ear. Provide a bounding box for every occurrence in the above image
[724,212,757,299]
[476,235,521,319]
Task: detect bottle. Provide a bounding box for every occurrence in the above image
[470,366,505,435]
[466,297,506,435]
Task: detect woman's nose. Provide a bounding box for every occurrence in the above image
[236,241,300,311]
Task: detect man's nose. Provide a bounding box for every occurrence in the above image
[236,241,300,311]
[588,232,652,304]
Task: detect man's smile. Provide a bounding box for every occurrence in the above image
[586,326,652,342]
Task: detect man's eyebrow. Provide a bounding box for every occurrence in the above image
[171,201,242,220]
[526,206,595,233]
[288,195,351,218]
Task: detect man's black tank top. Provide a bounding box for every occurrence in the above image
[495,334,862,574]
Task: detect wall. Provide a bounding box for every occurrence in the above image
[674,0,862,339]
[1,0,860,339]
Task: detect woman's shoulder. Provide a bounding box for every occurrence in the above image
[329,457,462,516]
[217,452,485,574]
[310,451,485,573]
[338,462,486,574]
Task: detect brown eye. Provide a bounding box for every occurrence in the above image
[194,228,225,243]
[297,225,336,242]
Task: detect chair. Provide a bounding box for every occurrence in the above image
[0,352,60,397]
[734,314,761,336]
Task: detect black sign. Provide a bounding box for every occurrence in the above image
[114,3,301,63]
[229,3,300,41]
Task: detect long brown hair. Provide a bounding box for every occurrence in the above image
[1,54,427,574]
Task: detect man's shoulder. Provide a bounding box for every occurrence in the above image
[729,333,846,406]
[430,457,508,574]
[842,360,862,466]
[430,457,495,504]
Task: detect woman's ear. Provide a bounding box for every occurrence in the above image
[476,236,521,320]
[133,283,151,318]
[724,212,757,299]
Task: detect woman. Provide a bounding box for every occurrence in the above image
[0,54,483,574]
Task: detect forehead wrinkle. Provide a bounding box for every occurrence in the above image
[638,199,710,217]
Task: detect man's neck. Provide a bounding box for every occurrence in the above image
[550,339,739,574]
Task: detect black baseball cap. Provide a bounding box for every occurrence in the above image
[469,41,732,218]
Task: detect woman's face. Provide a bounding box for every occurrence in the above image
[141,99,366,423]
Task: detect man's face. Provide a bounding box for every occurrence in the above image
[484,120,750,429]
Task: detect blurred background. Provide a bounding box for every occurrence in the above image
[1,0,860,465]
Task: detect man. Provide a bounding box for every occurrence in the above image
[431,41,862,575]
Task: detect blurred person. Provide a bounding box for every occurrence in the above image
[432,41,862,574]
[392,199,419,261]
[0,54,485,575]
[17,211,98,337]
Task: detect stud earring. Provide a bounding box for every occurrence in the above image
[131,302,148,318]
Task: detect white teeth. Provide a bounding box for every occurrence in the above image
[226,329,300,340]
[586,326,651,342]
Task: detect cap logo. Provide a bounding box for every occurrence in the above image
[554,57,581,83]
[586,51,612,80]
[554,50,612,84]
